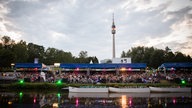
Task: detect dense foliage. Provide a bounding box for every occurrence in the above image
[0,36,191,69]
[0,36,99,69]
[121,46,192,68]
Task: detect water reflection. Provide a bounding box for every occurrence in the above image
[121,95,127,108]
[0,91,191,108]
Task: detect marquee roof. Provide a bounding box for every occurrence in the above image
[14,63,147,69]
[15,63,42,68]
[60,63,146,69]
[159,62,192,68]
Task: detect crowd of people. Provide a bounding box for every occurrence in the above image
[44,70,192,84]
[3,69,191,84]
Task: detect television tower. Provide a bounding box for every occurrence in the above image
[111,13,116,59]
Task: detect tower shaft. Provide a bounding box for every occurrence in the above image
[111,13,116,59]
[112,34,115,58]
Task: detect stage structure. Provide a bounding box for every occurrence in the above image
[112,58,131,63]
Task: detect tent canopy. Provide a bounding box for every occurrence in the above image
[15,63,42,68]
[159,62,192,69]
[60,63,146,69]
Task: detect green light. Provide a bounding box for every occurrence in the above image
[19,80,24,84]
[19,92,23,96]
[181,80,186,84]
[57,93,61,97]
[56,80,62,85]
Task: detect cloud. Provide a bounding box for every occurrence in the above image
[132,8,192,56]
[177,35,192,56]
[0,1,22,41]
[0,0,192,60]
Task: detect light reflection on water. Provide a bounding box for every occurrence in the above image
[0,91,191,108]
[121,95,127,108]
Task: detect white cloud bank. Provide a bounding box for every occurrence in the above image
[0,0,192,61]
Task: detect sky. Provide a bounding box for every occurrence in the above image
[0,0,192,62]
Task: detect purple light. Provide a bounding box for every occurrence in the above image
[129,98,132,105]
[173,98,176,104]
[128,68,132,71]
[33,97,36,103]
[76,98,79,107]
[76,68,80,71]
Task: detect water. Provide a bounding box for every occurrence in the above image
[0,91,191,108]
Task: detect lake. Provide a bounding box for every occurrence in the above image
[0,91,191,108]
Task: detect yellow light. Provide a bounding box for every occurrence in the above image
[53,103,58,108]
[120,67,126,72]
[121,95,127,108]
[11,63,15,66]
[8,101,12,105]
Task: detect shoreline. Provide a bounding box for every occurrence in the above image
[0,82,191,92]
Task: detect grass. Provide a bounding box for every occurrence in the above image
[0,80,191,92]
[0,79,191,91]
[160,80,170,84]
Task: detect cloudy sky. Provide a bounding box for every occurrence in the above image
[0,0,192,61]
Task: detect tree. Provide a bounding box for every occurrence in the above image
[0,36,101,68]
[131,46,145,63]
[164,52,175,63]
[121,51,126,57]
[149,49,164,68]
[1,36,15,49]
[126,50,132,57]
[174,52,187,62]
[27,43,45,63]
[142,47,154,64]
[78,51,88,58]
[76,51,89,63]
[106,59,112,63]
[1,36,11,46]
[93,56,99,63]
[186,55,192,62]
[0,49,15,67]
[44,47,58,64]
[54,50,74,63]
[165,46,171,53]
[0,36,15,67]
[88,56,99,64]
[61,52,74,63]
[12,40,28,62]
[121,46,192,68]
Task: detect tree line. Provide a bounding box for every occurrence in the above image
[0,36,191,69]
[0,36,98,69]
[121,46,192,68]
